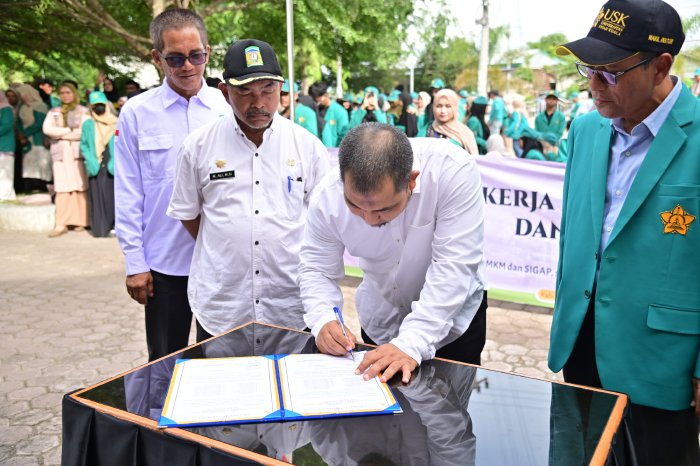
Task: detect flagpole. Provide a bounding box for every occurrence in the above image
[286,0,295,121]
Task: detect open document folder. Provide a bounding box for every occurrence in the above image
[158,352,402,428]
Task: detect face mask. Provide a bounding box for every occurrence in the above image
[92,104,106,115]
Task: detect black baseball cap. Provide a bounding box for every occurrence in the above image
[556,0,684,66]
[223,39,284,86]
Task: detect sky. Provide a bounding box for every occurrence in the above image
[447,0,700,56]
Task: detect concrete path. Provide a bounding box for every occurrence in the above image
[0,230,561,465]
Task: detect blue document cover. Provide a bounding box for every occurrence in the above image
[158,353,402,428]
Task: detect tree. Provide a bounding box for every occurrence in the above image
[526,33,569,58]
[412,4,482,92]
[0,0,413,91]
[675,14,700,84]
[488,25,510,63]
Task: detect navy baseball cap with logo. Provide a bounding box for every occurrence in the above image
[556,0,684,65]
[223,39,284,86]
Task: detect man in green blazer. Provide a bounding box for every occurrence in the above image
[534,93,566,142]
[309,81,349,148]
[550,0,699,464]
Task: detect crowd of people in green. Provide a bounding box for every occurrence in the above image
[0,70,589,228]
[278,77,587,163]
[0,79,125,237]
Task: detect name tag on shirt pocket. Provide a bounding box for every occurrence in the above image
[139,134,174,178]
[210,170,235,180]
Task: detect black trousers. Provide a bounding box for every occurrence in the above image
[196,319,213,343]
[145,271,192,361]
[563,294,700,466]
[87,150,114,237]
[361,291,487,365]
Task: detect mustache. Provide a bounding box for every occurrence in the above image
[246,109,272,118]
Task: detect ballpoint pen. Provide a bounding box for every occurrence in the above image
[333,306,355,361]
[287,176,292,193]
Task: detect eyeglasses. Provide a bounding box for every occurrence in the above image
[576,56,654,86]
[158,51,208,68]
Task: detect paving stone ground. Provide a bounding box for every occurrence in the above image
[0,230,561,464]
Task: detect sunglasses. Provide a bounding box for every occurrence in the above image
[575,56,654,87]
[159,51,208,68]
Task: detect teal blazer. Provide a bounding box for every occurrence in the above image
[549,85,700,411]
[80,118,114,176]
[535,109,566,141]
[320,101,349,148]
[0,107,15,153]
[294,103,318,137]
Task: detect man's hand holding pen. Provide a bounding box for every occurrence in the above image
[317,320,357,358]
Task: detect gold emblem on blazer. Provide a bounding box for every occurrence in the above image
[215,159,226,169]
[660,204,695,235]
[286,158,296,167]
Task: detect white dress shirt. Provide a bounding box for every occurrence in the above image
[299,138,486,364]
[167,113,330,335]
[114,78,231,276]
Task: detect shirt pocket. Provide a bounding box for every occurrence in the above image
[281,176,304,221]
[138,134,174,179]
[647,304,700,335]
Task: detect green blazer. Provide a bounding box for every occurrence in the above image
[0,107,15,153]
[18,109,46,149]
[549,85,700,411]
[535,109,566,141]
[294,103,318,137]
[466,116,487,154]
[320,101,349,148]
[80,118,115,176]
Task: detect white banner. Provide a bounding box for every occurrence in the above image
[477,157,565,306]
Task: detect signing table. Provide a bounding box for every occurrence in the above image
[62,322,627,465]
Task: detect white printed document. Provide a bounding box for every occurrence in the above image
[159,352,402,428]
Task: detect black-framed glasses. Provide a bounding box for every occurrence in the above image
[159,51,208,68]
[576,56,654,86]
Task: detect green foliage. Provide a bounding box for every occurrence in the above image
[444,38,480,90]
[413,4,483,92]
[414,11,451,90]
[526,33,569,57]
[11,1,694,98]
[514,66,534,83]
[683,14,700,35]
[0,0,413,93]
[488,25,510,62]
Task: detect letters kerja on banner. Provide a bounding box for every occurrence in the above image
[477,157,565,307]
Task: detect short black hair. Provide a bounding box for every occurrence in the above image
[339,123,413,194]
[309,81,329,100]
[205,76,222,88]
